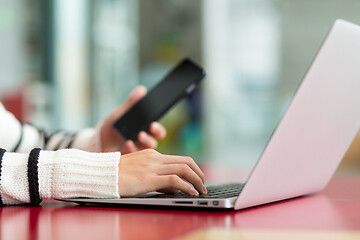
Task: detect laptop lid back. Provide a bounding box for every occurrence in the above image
[235,19,360,210]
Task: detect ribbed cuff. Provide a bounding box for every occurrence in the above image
[38,149,120,200]
[71,123,103,152]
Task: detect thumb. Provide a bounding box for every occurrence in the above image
[112,86,147,119]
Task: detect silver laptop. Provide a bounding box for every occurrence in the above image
[61,19,360,210]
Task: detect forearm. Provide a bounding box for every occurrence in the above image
[43,127,102,152]
[0,102,101,152]
[0,148,120,205]
[0,103,44,152]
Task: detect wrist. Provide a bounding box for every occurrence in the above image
[71,123,103,152]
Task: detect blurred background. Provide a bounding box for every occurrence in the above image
[1,0,360,174]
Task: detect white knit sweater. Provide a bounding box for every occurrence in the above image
[0,103,120,205]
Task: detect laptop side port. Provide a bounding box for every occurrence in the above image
[173,201,193,204]
[198,201,208,206]
[212,201,219,206]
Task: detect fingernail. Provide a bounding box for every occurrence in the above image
[202,185,207,195]
[190,187,199,196]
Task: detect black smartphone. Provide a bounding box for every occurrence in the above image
[113,58,206,141]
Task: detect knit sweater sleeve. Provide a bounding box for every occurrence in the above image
[0,103,120,205]
[0,149,120,205]
[0,102,102,153]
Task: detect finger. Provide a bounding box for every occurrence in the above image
[157,188,178,194]
[137,131,158,149]
[159,155,205,183]
[157,164,206,194]
[136,149,205,185]
[148,122,167,139]
[124,140,138,154]
[154,175,199,196]
[123,85,147,111]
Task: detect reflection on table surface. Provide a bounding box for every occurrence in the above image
[0,177,360,240]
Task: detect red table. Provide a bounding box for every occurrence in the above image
[1,168,360,240]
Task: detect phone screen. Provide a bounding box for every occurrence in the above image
[113,58,206,141]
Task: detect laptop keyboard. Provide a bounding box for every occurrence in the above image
[143,183,244,199]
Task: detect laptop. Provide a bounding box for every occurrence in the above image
[61,19,360,210]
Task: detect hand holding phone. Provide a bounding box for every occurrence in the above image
[113,58,206,141]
